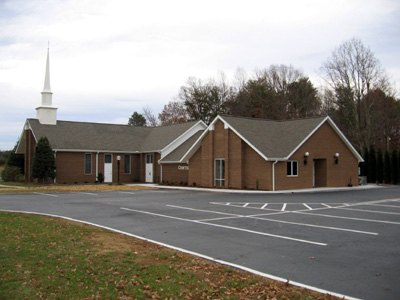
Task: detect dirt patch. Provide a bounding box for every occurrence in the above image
[0,183,154,194]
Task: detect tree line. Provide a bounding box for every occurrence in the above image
[129,37,399,156]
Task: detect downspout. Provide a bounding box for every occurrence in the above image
[96,152,99,181]
[54,151,57,184]
[272,160,278,192]
[160,163,163,183]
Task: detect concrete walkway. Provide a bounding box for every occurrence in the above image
[127,183,382,194]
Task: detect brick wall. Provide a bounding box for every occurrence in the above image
[162,164,189,184]
[188,119,359,191]
[274,122,359,190]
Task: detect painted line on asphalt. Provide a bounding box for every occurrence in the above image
[336,207,400,215]
[294,211,400,225]
[76,192,98,196]
[119,192,136,195]
[120,207,327,246]
[303,203,313,210]
[34,192,58,198]
[367,203,400,209]
[281,203,287,211]
[168,205,378,236]
[0,209,359,300]
[261,203,268,209]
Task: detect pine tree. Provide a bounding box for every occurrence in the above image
[384,150,391,184]
[32,137,56,183]
[392,149,398,185]
[376,149,383,184]
[368,145,376,183]
[361,146,369,177]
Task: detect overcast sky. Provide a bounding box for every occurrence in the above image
[1,0,399,150]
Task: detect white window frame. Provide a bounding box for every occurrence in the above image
[124,154,131,174]
[287,160,298,177]
[84,153,92,175]
[214,158,225,187]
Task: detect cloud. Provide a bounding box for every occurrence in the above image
[0,0,399,150]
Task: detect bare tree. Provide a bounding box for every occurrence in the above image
[142,105,158,127]
[320,37,391,149]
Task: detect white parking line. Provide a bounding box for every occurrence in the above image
[295,211,400,225]
[261,203,268,209]
[322,203,332,208]
[119,192,136,195]
[243,203,249,207]
[120,207,327,246]
[337,207,400,215]
[281,203,287,211]
[168,205,378,235]
[34,192,58,198]
[76,192,98,196]
[303,203,313,210]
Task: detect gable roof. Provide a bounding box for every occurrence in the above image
[181,115,363,163]
[16,118,201,154]
[159,130,204,163]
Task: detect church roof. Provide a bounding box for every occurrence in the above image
[180,115,364,163]
[16,119,200,154]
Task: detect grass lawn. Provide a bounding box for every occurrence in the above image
[0,212,341,300]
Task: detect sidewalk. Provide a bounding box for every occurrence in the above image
[127,183,382,194]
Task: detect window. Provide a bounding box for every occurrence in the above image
[124,155,131,174]
[105,154,112,164]
[146,154,153,164]
[287,161,298,176]
[214,159,225,187]
[85,153,92,175]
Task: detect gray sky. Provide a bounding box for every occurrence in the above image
[1,0,399,150]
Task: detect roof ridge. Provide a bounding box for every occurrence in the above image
[220,114,327,123]
[28,118,199,128]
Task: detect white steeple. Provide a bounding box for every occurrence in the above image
[36,45,57,125]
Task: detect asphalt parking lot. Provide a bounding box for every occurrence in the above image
[1,186,400,300]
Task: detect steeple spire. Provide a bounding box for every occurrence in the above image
[42,45,51,94]
[41,45,53,105]
[36,45,57,125]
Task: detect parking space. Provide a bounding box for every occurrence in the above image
[1,187,400,299]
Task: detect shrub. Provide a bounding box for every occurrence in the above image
[97,172,104,183]
[1,166,23,182]
[391,150,398,185]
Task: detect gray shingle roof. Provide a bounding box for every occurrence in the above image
[26,119,198,152]
[220,115,326,159]
[160,130,204,162]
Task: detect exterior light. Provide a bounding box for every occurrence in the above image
[304,152,309,165]
[334,153,339,164]
[117,155,121,183]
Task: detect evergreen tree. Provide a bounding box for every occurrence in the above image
[7,142,24,174]
[376,149,383,184]
[32,137,56,182]
[384,150,391,184]
[368,145,376,183]
[391,149,398,185]
[361,146,369,177]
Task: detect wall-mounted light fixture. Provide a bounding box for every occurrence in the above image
[334,153,340,164]
[304,152,309,165]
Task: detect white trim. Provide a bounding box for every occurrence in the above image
[160,121,207,160]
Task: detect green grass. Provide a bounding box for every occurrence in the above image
[0,212,340,299]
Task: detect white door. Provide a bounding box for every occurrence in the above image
[145,154,153,183]
[104,154,113,183]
